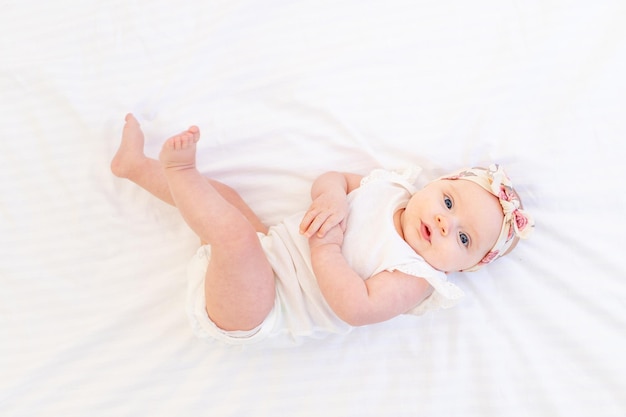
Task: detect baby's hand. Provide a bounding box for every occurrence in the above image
[308,223,344,250]
[299,192,348,238]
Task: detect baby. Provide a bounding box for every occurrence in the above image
[112,114,533,345]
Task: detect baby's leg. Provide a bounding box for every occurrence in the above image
[160,131,275,332]
[111,114,176,204]
[111,114,268,234]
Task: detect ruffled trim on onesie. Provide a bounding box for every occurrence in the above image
[391,263,465,315]
[360,167,421,192]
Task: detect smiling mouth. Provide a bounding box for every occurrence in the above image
[420,222,431,242]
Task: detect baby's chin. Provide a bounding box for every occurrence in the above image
[419,255,449,273]
[420,253,474,274]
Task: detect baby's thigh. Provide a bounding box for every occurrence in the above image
[204,236,276,332]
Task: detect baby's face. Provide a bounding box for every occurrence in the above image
[399,179,504,272]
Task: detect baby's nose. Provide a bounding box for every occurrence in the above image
[435,214,448,236]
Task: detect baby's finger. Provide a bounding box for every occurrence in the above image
[299,208,320,233]
[300,211,328,237]
[310,213,334,237]
[316,214,342,237]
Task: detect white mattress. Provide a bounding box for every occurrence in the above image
[1,1,625,416]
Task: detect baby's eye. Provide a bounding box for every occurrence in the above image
[444,196,453,209]
[459,232,470,247]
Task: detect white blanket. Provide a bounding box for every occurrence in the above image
[1,1,625,416]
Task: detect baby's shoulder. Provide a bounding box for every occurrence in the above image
[361,167,422,189]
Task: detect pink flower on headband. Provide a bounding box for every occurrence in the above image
[514,210,529,232]
[479,250,500,266]
[512,208,533,239]
[498,185,516,203]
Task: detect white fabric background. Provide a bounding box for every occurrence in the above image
[1,1,625,416]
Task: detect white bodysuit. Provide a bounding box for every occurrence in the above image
[187,168,464,345]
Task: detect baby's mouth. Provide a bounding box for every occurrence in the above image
[420,222,431,243]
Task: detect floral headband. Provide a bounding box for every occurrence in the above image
[442,164,534,271]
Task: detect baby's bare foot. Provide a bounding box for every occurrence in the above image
[111,113,147,178]
[159,125,201,171]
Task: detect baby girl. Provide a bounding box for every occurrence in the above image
[111,114,533,345]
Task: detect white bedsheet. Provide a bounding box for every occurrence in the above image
[1,1,625,416]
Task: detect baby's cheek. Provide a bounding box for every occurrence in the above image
[441,247,468,272]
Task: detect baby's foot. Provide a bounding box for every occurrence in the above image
[159,125,201,171]
[111,113,147,178]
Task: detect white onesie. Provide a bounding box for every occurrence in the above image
[186,168,464,345]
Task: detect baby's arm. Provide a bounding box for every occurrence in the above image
[309,235,433,326]
[299,171,363,238]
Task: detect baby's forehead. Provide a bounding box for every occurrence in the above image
[439,179,503,209]
[432,177,476,190]
[438,177,484,190]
